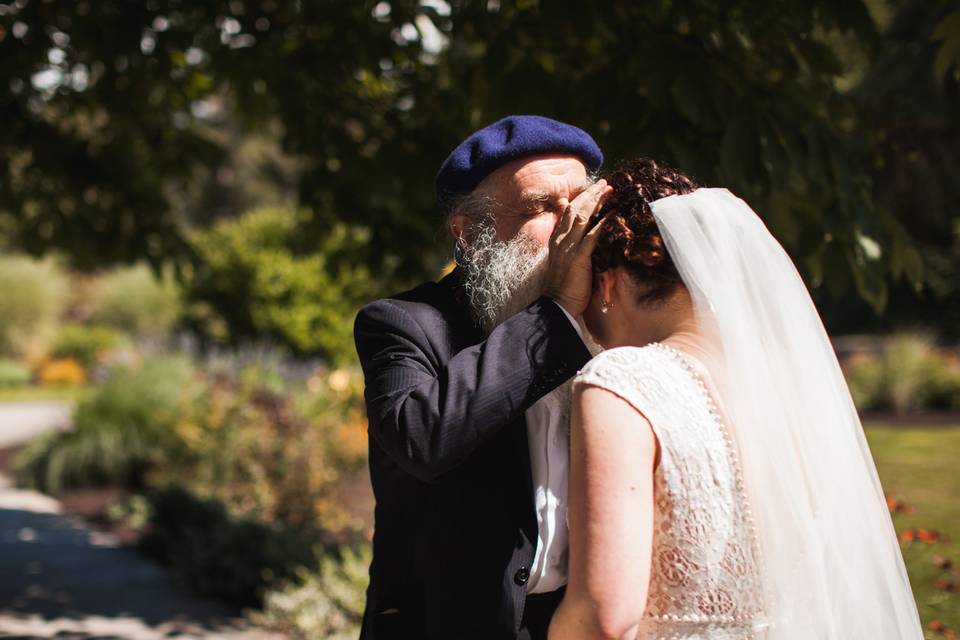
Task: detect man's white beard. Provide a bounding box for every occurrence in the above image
[460,222,549,334]
[460,220,603,424]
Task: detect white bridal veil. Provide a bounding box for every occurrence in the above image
[649,188,923,639]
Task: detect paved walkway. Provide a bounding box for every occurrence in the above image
[0,401,72,449]
[0,401,281,639]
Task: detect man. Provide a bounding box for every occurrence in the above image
[354,115,610,639]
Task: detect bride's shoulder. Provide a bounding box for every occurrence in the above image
[574,344,672,385]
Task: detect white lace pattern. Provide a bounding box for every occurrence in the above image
[574,343,768,639]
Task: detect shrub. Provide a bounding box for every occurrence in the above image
[136,487,318,606]
[929,362,960,410]
[843,353,885,413]
[184,207,379,366]
[117,358,370,607]
[300,367,368,476]
[156,366,348,532]
[249,544,371,640]
[842,334,958,413]
[883,335,942,413]
[15,355,194,492]
[90,263,182,338]
[36,357,87,386]
[0,358,31,387]
[16,344,371,608]
[0,253,67,360]
[51,324,120,369]
[200,340,316,396]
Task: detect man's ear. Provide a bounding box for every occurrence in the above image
[448,213,469,241]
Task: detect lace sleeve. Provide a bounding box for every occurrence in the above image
[573,346,667,421]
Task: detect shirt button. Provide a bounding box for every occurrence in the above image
[513,567,530,586]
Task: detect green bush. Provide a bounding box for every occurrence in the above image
[884,335,942,413]
[0,358,31,387]
[91,263,182,338]
[929,364,960,410]
[249,544,371,640]
[15,344,372,608]
[185,206,379,366]
[123,359,370,606]
[842,334,958,413]
[299,367,368,477]
[136,487,318,606]
[0,253,67,359]
[51,324,120,369]
[14,355,194,492]
[155,364,351,532]
[844,355,885,413]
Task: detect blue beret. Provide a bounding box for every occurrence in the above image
[436,115,603,215]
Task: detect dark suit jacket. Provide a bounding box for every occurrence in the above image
[353,269,591,639]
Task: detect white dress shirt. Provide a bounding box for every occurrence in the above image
[524,303,593,594]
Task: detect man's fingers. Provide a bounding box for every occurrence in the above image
[579,215,608,254]
[551,202,576,246]
[564,205,591,247]
[565,183,611,247]
[571,180,609,213]
[552,181,610,253]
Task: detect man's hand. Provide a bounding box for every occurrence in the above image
[543,179,612,317]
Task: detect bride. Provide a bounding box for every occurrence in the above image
[546,159,923,639]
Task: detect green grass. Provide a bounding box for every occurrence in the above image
[0,384,93,403]
[865,423,960,637]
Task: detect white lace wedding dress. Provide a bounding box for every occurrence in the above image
[574,342,769,640]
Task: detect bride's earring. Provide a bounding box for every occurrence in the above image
[601,298,611,314]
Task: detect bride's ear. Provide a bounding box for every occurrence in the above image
[600,269,617,306]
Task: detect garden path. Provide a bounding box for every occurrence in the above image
[0,401,282,640]
[0,401,72,449]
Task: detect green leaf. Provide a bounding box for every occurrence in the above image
[933,36,960,80]
[932,12,960,80]
[847,248,888,314]
[932,12,960,41]
[900,246,924,292]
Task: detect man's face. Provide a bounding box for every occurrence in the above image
[449,154,590,332]
[465,154,590,245]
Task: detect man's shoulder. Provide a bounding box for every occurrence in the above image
[356,270,466,331]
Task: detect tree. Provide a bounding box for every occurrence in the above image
[815,0,960,338]
[1,0,950,314]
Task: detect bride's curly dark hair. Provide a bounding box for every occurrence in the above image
[590,158,699,307]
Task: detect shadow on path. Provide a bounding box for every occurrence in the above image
[0,402,280,639]
[0,485,278,639]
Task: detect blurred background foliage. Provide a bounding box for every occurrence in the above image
[183,205,379,364]
[2,2,959,635]
[1,0,958,356]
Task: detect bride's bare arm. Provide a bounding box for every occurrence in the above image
[548,384,657,640]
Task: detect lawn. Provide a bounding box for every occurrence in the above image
[0,384,92,403]
[865,423,960,637]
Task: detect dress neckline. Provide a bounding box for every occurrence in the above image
[648,341,710,382]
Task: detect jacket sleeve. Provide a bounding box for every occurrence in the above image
[354,296,591,483]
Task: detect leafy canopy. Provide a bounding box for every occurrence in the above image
[1,0,950,312]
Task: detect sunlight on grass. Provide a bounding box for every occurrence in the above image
[865,424,960,637]
[0,385,92,404]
